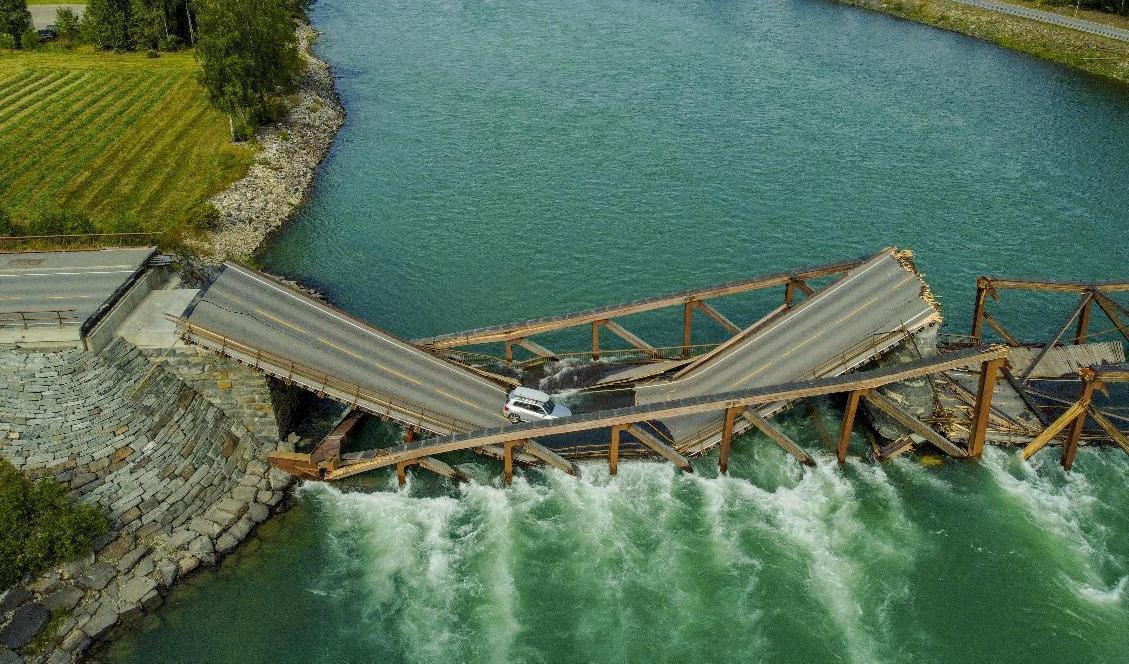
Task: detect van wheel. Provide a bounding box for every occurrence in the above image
[508,414,522,424]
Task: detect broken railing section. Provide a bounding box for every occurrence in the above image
[1022,365,1129,471]
[314,346,1008,484]
[970,276,1129,351]
[416,256,863,363]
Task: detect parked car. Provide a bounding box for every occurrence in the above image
[37,25,58,40]
[503,387,571,423]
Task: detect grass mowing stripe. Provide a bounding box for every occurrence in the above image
[0,69,78,112]
[0,71,97,134]
[125,104,216,216]
[22,72,187,210]
[0,68,67,106]
[0,70,84,125]
[2,48,255,237]
[0,70,129,158]
[79,81,209,216]
[1,71,180,207]
[0,71,169,195]
[60,71,191,200]
[0,69,43,100]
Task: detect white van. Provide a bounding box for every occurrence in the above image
[503,387,572,423]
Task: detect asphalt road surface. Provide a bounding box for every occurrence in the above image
[186,263,511,430]
[952,0,1129,43]
[637,251,939,443]
[0,247,154,328]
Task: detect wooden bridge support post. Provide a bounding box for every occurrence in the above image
[505,341,514,364]
[967,357,1005,459]
[970,278,990,344]
[504,440,517,486]
[1075,294,1094,345]
[719,406,743,475]
[1061,371,1097,472]
[682,302,694,357]
[592,321,601,360]
[609,424,622,476]
[396,460,411,488]
[838,389,866,465]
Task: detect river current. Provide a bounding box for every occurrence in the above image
[105,0,1129,661]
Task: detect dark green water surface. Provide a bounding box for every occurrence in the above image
[104,0,1129,661]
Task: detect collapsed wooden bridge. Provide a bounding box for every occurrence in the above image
[170,248,1128,486]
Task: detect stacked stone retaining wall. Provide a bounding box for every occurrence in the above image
[0,339,296,663]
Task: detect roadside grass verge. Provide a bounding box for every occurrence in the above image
[0,47,255,246]
[839,0,1129,87]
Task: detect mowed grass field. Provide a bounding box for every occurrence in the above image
[0,48,254,234]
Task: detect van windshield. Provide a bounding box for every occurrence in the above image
[543,399,556,413]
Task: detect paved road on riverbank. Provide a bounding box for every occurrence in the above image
[951,0,1129,43]
[0,247,154,328]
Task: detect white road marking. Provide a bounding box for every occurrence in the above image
[223,263,504,393]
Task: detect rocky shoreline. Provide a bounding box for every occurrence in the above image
[199,22,346,263]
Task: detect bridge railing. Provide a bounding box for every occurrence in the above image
[171,317,484,436]
[0,309,80,329]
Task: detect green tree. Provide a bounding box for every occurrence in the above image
[129,0,165,50]
[0,0,30,47]
[0,460,108,588]
[0,33,14,51]
[56,6,82,44]
[83,0,133,50]
[194,0,300,138]
[19,25,36,49]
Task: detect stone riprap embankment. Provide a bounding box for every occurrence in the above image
[201,22,346,262]
[0,340,301,663]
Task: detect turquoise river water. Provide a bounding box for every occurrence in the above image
[105,0,1129,662]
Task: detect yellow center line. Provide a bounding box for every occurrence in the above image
[316,336,425,386]
[255,308,307,335]
[434,388,493,414]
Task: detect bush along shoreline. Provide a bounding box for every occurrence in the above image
[836,0,1129,87]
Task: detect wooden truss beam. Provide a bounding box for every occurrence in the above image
[627,424,693,473]
[977,278,1129,294]
[515,338,559,360]
[1092,291,1129,344]
[1075,296,1094,345]
[310,409,364,465]
[863,390,967,458]
[1088,408,1129,457]
[743,410,815,466]
[1020,292,1093,383]
[1061,376,1098,471]
[983,312,1021,347]
[838,389,867,465]
[416,256,870,349]
[609,424,624,475]
[601,320,657,356]
[694,301,742,335]
[521,438,581,476]
[1022,400,1089,461]
[719,406,743,474]
[325,346,1008,480]
[967,358,1005,458]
